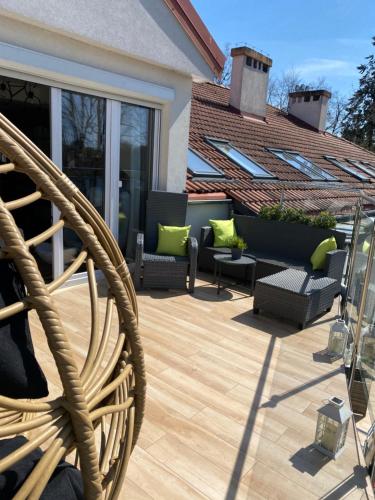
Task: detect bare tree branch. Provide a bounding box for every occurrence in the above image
[214,46,347,135]
[326,91,348,135]
[267,69,303,110]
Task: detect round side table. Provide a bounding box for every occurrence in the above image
[213,254,256,295]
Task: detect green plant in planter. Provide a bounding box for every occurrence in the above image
[258,204,283,221]
[229,236,247,250]
[310,211,337,229]
[258,204,336,229]
[228,236,247,260]
[279,207,310,225]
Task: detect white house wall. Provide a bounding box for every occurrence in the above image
[0,1,210,192]
[0,0,214,79]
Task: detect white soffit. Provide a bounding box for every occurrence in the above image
[0,42,175,104]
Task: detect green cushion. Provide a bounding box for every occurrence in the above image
[156,224,190,256]
[310,236,337,271]
[209,218,236,247]
[363,239,370,254]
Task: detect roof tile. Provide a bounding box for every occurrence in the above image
[188,82,375,214]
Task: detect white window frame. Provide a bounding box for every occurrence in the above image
[0,41,174,106]
[325,156,371,182]
[206,137,275,179]
[188,147,224,178]
[348,159,375,179]
[152,109,161,190]
[269,148,338,181]
[106,100,121,240]
[50,87,63,281]
[0,55,163,283]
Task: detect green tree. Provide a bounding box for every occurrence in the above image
[342,37,375,151]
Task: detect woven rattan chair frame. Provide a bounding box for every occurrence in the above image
[0,113,145,499]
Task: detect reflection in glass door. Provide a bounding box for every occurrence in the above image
[118,103,154,257]
[61,90,106,271]
[51,89,157,281]
[0,76,53,282]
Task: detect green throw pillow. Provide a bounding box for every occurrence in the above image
[363,239,370,254]
[310,236,337,271]
[209,218,237,247]
[156,224,191,256]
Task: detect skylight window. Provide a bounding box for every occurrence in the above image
[325,157,371,182]
[348,159,375,179]
[269,149,338,181]
[206,138,275,179]
[363,161,375,170]
[187,148,224,178]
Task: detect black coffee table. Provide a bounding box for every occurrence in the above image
[213,254,256,295]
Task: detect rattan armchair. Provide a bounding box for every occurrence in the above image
[0,113,145,499]
[134,191,198,293]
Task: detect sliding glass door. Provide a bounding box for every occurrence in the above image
[0,72,158,284]
[118,103,154,256]
[50,88,157,281]
[61,90,106,272]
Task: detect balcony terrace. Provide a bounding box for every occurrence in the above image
[29,274,372,499]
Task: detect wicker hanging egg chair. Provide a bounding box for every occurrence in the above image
[0,113,145,499]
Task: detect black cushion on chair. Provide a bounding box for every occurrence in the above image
[0,436,84,499]
[0,260,48,398]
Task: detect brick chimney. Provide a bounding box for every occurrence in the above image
[229,46,272,120]
[288,90,331,131]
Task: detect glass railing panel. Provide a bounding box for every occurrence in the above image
[357,244,375,424]
[346,213,374,338]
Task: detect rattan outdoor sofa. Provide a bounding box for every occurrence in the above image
[253,268,338,329]
[199,214,347,294]
[134,191,198,292]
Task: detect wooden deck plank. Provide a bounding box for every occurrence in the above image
[29,275,373,499]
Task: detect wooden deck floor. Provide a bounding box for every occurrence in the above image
[30,274,372,499]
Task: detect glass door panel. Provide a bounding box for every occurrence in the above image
[118,103,154,257]
[0,76,53,281]
[61,90,106,271]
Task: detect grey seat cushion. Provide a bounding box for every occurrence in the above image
[256,269,336,296]
[204,246,323,277]
[143,252,188,264]
[244,250,323,276]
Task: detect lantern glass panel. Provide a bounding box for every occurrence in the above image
[315,398,352,458]
[320,416,339,453]
[337,420,349,452]
[328,330,346,356]
[315,414,327,445]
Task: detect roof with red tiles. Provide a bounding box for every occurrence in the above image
[187,81,375,215]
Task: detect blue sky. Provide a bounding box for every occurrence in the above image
[191,0,375,97]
